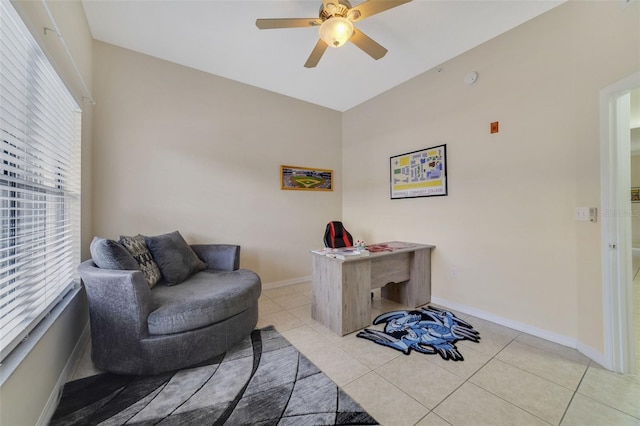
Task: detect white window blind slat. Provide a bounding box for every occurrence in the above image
[0,233,75,299]
[1,279,71,351]
[0,1,81,361]
[4,118,75,157]
[0,252,76,340]
[0,176,68,196]
[0,256,75,311]
[10,120,74,158]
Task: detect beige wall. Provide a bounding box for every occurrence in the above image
[92,41,343,284]
[2,1,92,425]
[343,1,640,353]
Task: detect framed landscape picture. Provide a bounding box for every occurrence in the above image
[390,144,447,199]
[281,165,333,191]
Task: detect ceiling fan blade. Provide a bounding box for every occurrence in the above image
[255,18,321,29]
[304,39,329,68]
[349,0,412,21]
[349,28,387,60]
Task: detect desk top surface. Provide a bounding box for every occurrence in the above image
[311,241,435,262]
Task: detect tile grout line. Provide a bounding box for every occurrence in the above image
[424,329,522,424]
[356,369,434,425]
[492,343,588,393]
[568,361,640,421]
[556,359,592,426]
[453,331,561,425]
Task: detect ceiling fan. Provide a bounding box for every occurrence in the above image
[255,0,412,68]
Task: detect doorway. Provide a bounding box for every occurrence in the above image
[631,89,640,372]
[601,71,640,374]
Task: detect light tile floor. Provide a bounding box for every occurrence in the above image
[70,283,640,426]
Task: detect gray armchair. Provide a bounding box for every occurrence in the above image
[78,244,261,375]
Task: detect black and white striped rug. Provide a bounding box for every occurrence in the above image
[51,326,377,425]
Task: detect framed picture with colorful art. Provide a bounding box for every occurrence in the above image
[281,165,333,191]
[390,144,447,199]
[632,187,640,203]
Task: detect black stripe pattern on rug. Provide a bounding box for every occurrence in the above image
[51,326,378,425]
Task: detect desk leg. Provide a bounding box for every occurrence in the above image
[312,257,371,336]
[312,255,341,334]
[409,248,431,307]
[341,260,371,335]
[381,248,431,308]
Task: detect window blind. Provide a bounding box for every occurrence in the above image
[0,1,81,362]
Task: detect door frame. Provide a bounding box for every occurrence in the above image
[600,71,639,374]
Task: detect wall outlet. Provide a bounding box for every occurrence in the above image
[450,266,458,279]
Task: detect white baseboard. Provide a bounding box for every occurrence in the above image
[262,275,312,290]
[37,322,91,426]
[431,296,605,364]
[576,340,606,367]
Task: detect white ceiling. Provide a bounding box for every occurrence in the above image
[82,0,564,112]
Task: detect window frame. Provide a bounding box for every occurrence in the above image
[0,1,82,363]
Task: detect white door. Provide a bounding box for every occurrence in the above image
[600,72,639,374]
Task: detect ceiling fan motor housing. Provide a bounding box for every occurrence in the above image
[255,0,412,67]
[319,1,352,20]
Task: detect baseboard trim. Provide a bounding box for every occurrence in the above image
[262,275,312,290]
[37,322,90,426]
[431,297,604,364]
[576,340,606,367]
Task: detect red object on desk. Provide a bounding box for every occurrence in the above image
[365,244,393,253]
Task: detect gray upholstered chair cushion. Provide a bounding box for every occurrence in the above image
[147,269,261,335]
[119,234,162,288]
[89,237,140,270]
[191,244,240,271]
[145,231,207,285]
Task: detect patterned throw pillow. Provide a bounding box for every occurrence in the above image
[119,234,162,288]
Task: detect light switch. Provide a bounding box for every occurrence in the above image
[575,207,589,221]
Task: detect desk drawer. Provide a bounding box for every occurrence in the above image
[370,252,411,289]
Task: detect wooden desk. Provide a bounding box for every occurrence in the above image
[311,242,435,336]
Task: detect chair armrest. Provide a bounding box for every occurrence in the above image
[190,244,240,271]
[78,260,153,337]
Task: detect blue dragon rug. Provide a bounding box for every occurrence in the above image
[357,306,480,361]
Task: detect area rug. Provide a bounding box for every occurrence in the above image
[51,326,378,425]
[357,305,480,361]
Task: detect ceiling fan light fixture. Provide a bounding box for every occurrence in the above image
[319,16,353,48]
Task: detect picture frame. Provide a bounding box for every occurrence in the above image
[632,187,640,203]
[281,165,333,191]
[390,144,447,199]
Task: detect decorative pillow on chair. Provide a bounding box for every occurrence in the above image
[145,231,207,285]
[119,234,162,288]
[90,237,140,271]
